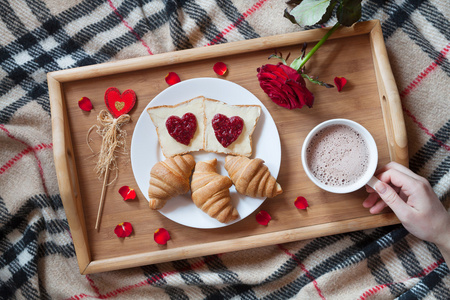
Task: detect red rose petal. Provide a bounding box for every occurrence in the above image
[165,72,181,85]
[78,97,93,112]
[334,76,347,92]
[154,228,171,245]
[213,62,227,76]
[294,196,309,209]
[114,222,133,238]
[256,210,271,225]
[257,63,314,109]
[119,186,136,201]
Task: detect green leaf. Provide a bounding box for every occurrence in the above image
[284,8,298,25]
[268,53,288,65]
[302,74,334,88]
[289,0,332,26]
[337,0,362,26]
[286,0,303,5]
[318,0,338,24]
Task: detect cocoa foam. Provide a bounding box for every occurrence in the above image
[306,124,369,186]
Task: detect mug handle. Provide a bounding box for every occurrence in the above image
[366,176,381,190]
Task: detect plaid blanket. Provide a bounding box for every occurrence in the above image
[1,0,449,299]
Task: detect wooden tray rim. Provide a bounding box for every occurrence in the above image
[48,19,407,274]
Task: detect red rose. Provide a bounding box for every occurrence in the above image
[257,63,314,109]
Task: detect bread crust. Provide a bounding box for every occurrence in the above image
[148,154,196,209]
[191,158,239,223]
[147,96,205,157]
[147,96,261,157]
[224,155,282,198]
[204,98,261,157]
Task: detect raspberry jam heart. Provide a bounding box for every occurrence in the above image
[166,113,197,145]
[212,114,244,148]
[104,87,136,118]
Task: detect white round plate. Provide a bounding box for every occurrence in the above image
[131,78,281,229]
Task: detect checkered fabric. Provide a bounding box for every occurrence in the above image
[0,0,449,299]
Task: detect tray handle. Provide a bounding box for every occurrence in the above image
[48,74,92,273]
[370,21,408,167]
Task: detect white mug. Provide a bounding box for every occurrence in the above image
[301,119,381,194]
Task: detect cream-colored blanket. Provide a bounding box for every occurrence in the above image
[0,0,448,299]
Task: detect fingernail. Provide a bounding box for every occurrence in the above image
[375,181,386,194]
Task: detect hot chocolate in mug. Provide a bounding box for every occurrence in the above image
[301,119,381,194]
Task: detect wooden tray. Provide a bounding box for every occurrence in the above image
[48,20,408,274]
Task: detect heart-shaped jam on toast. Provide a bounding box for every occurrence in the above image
[212,113,244,148]
[165,113,198,145]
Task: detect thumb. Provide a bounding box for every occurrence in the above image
[375,181,409,219]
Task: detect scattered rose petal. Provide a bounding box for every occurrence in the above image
[256,210,271,225]
[78,97,93,112]
[165,72,181,85]
[213,62,227,76]
[295,196,309,209]
[334,76,347,92]
[119,186,136,201]
[154,228,171,245]
[114,222,133,238]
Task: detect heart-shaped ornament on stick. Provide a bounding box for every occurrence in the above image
[92,86,136,230]
[104,87,136,118]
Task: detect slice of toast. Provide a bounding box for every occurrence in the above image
[147,96,205,157]
[204,98,261,157]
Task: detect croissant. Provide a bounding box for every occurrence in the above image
[148,154,195,210]
[224,155,283,198]
[191,159,239,223]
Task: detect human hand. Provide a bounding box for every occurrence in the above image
[363,162,450,249]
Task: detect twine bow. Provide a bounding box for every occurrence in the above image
[87,109,131,184]
[87,109,131,230]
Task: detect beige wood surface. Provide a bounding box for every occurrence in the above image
[49,20,408,275]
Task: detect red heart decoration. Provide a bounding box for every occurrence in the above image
[211,114,244,148]
[165,113,198,145]
[104,87,136,118]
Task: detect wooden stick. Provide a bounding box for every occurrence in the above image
[95,167,110,230]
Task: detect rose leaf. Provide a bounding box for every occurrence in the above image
[337,0,362,27]
[289,0,333,27]
[318,0,338,24]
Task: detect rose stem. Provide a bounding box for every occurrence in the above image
[291,22,341,71]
